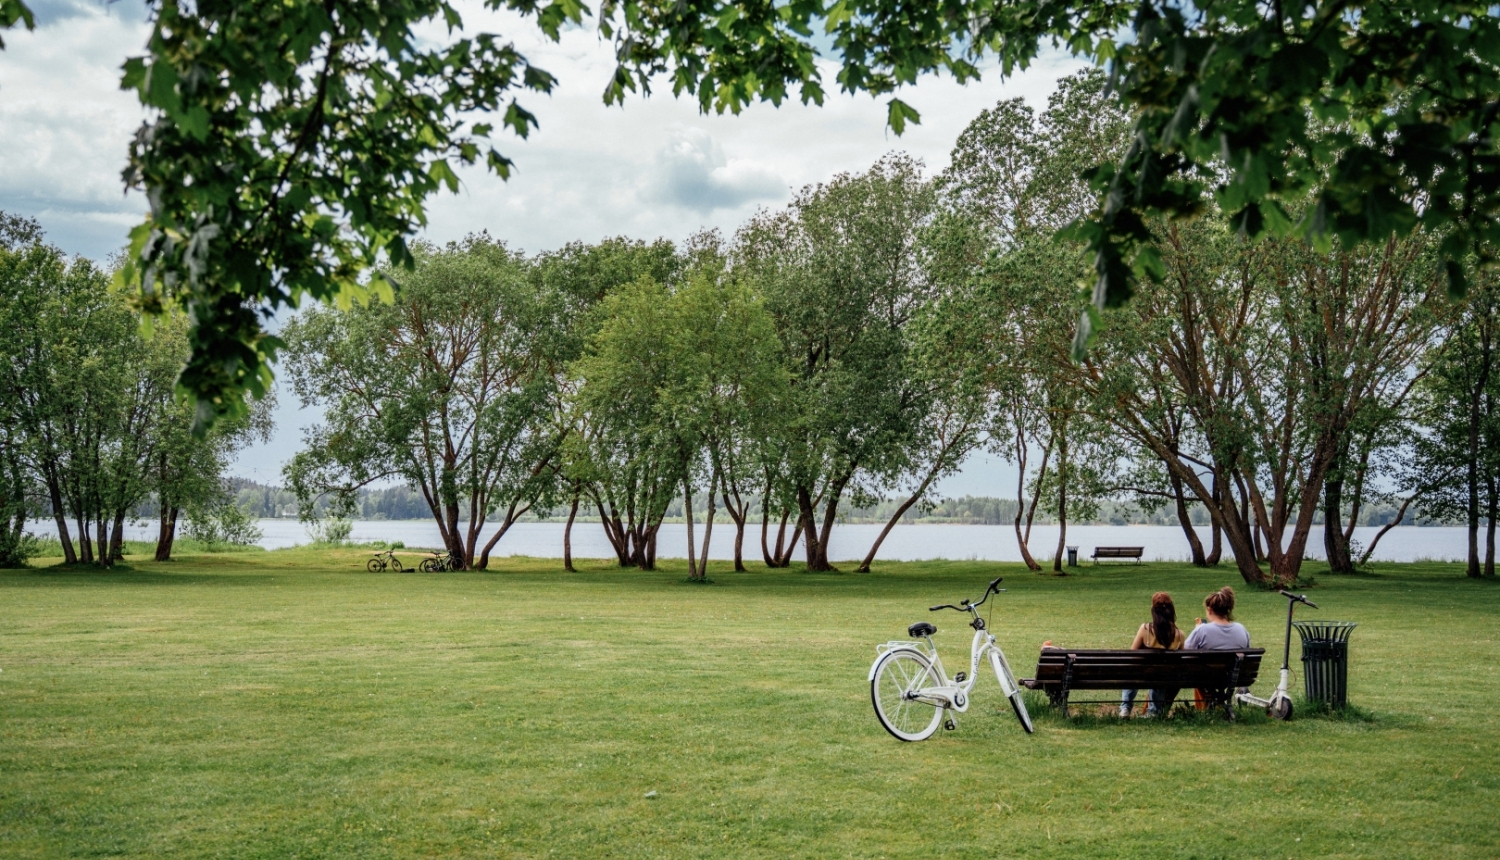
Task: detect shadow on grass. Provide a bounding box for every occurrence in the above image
[1023,691,1390,730]
[1,564,280,587]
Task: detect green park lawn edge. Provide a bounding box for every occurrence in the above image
[1,548,1496,858]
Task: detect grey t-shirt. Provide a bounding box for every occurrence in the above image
[1184,621,1250,650]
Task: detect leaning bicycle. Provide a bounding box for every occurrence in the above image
[869,577,1034,741]
[419,550,462,572]
[366,548,406,572]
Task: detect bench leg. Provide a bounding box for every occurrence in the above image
[1047,689,1070,717]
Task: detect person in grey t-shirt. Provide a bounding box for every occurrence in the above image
[1184,586,1251,650]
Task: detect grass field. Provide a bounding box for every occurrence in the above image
[2,547,1497,858]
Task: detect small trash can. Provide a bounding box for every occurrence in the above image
[1293,621,1357,706]
[1066,545,1079,567]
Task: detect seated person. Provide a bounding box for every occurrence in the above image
[1120,591,1185,718]
[1185,586,1251,650]
[1185,586,1251,707]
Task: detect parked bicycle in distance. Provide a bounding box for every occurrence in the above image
[419,550,462,572]
[366,548,406,572]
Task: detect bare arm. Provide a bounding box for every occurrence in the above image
[1129,624,1149,650]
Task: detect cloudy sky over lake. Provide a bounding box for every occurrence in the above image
[1,0,1087,496]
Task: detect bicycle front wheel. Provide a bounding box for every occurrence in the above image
[419,558,436,572]
[389,558,405,572]
[990,650,1034,734]
[871,649,944,742]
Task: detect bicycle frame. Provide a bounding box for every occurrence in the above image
[868,606,1019,713]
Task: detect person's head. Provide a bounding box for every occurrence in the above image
[1150,592,1177,646]
[1204,586,1236,622]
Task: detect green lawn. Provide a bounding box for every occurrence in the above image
[2,548,1496,858]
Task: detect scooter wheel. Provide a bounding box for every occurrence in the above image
[1269,698,1293,721]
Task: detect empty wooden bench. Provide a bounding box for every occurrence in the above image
[1092,546,1144,563]
[1019,648,1265,718]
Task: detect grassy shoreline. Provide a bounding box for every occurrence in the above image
[2,549,1496,858]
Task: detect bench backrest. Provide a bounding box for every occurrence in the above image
[1093,546,1144,557]
[1028,649,1264,690]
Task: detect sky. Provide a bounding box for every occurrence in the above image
[0,0,1088,499]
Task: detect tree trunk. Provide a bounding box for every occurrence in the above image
[796,485,825,571]
[778,522,803,567]
[96,516,110,568]
[1468,338,1488,577]
[645,526,657,570]
[76,513,93,565]
[684,478,698,580]
[1486,474,1497,578]
[804,474,851,573]
[475,500,529,570]
[859,470,943,573]
[1324,444,1355,573]
[698,472,718,578]
[1170,470,1206,566]
[1014,438,1050,572]
[760,493,776,567]
[47,469,76,564]
[722,485,746,572]
[109,509,126,561]
[563,493,579,573]
[1206,473,1223,565]
[1052,434,1068,573]
[155,505,178,561]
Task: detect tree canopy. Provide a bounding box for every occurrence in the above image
[5,0,1493,429]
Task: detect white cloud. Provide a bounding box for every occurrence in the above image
[647,125,786,214]
[0,1,149,260]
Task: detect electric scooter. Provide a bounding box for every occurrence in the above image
[1235,589,1317,720]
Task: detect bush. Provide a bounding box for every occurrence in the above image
[0,529,40,568]
[184,501,263,550]
[307,517,353,545]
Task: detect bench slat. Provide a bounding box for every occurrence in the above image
[1022,649,1264,691]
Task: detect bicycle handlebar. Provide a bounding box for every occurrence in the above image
[1278,589,1318,609]
[929,578,1007,613]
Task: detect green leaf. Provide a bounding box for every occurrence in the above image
[429,159,460,193]
[887,98,920,135]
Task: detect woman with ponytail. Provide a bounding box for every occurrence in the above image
[1120,592,1185,718]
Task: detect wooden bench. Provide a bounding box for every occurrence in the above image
[1091,546,1144,564]
[1019,648,1265,718]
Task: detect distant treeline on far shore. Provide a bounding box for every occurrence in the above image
[193,479,1437,529]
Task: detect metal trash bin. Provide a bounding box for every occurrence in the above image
[1294,621,1357,706]
[1066,545,1078,567]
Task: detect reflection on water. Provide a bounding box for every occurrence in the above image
[32,518,1472,564]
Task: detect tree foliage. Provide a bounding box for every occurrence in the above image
[283,235,576,569]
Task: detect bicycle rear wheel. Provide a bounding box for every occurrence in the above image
[871,649,944,742]
[366,558,383,572]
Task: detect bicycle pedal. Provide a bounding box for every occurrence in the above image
[954,672,967,683]
[944,719,956,731]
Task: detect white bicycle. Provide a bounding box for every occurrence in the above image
[869,577,1035,741]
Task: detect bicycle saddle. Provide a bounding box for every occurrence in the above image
[908,622,937,638]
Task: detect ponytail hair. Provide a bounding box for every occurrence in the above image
[1204,586,1236,621]
[1150,592,1177,648]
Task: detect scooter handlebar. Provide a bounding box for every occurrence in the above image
[1278,589,1318,609]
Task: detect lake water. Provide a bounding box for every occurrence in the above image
[50,518,1475,564]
